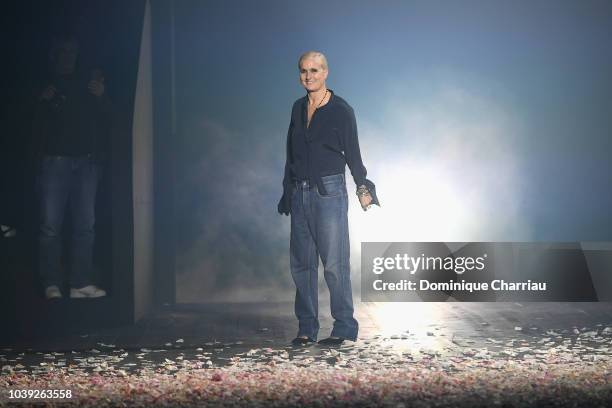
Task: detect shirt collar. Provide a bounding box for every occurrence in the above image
[302,88,334,109]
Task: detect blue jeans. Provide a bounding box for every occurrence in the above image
[37,155,99,289]
[290,173,359,341]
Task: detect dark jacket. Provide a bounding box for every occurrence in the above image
[29,72,113,167]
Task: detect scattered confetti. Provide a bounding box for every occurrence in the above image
[1,324,610,407]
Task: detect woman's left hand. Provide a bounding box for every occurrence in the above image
[359,191,373,210]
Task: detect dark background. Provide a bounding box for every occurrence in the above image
[0,0,145,337]
[170,0,612,302]
[1,0,611,314]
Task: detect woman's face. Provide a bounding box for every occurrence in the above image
[299,57,328,92]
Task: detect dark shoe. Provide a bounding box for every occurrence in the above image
[318,336,344,346]
[291,336,314,346]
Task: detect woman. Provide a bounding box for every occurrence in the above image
[278,51,379,346]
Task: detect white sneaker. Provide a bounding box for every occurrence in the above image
[70,285,106,298]
[45,285,62,299]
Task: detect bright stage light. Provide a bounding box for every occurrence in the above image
[350,159,476,244]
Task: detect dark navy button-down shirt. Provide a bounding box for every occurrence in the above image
[278,89,378,215]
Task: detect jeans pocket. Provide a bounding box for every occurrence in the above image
[317,174,346,198]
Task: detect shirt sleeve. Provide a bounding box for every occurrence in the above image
[340,105,367,188]
[278,117,293,215]
[340,105,380,206]
[282,118,293,194]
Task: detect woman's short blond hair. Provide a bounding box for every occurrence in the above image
[298,51,328,71]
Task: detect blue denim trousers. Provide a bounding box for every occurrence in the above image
[290,173,359,341]
[37,155,99,288]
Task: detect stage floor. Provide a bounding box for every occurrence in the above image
[1,302,611,407]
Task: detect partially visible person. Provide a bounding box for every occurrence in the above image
[30,34,112,299]
[0,94,25,241]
